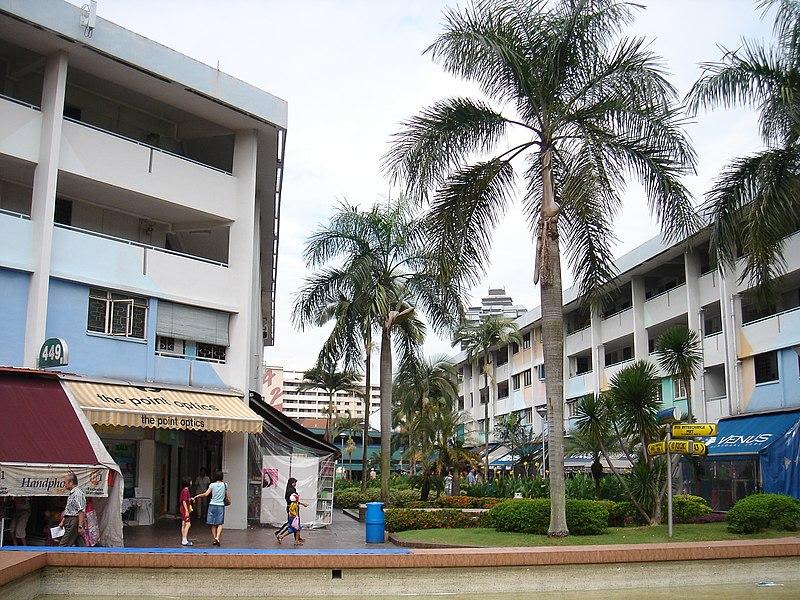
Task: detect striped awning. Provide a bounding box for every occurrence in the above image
[65,381,262,434]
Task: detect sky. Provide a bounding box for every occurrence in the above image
[80,0,773,374]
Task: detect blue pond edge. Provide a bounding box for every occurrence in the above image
[0,546,411,555]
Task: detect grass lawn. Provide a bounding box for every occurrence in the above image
[392,523,797,547]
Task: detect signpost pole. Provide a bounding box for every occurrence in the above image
[666,428,673,538]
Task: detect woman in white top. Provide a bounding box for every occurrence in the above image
[193,470,227,546]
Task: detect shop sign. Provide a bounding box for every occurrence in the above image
[647,441,666,456]
[0,463,109,497]
[647,440,708,456]
[38,337,69,368]
[672,423,717,437]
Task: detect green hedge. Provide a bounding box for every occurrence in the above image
[726,493,800,533]
[487,499,609,535]
[671,495,711,524]
[385,509,484,532]
[333,487,420,509]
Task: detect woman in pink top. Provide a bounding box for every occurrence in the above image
[179,477,193,546]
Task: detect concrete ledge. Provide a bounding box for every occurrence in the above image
[0,552,47,587]
[388,534,475,549]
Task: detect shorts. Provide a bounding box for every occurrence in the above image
[207,504,225,525]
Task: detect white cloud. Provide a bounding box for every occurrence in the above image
[88,0,772,376]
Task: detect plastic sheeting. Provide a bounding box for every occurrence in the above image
[760,417,800,498]
[248,424,336,529]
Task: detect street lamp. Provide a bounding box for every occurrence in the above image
[535,405,547,478]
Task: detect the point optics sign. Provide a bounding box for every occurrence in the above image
[95,391,221,430]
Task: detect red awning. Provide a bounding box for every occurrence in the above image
[0,372,99,465]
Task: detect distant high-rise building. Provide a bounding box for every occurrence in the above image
[464,288,528,324]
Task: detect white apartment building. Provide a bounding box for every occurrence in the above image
[464,287,527,324]
[263,366,381,424]
[455,227,800,446]
[0,1,286,529]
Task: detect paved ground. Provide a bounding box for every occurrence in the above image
[121,510,369,549]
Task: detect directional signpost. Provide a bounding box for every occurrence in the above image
[649,410,717,538]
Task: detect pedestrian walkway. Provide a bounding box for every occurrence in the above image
[121,509,368,549]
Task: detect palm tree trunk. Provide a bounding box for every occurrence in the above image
[684,374,694,422]
[361,334,372,491]
[539,147,568,537]
[326,393,334,443]
[379,326,392,504]
[483,368,490,481]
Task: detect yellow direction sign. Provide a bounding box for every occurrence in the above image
[647,440,708,456]
[671,423,717,437]
[647,442,666,456]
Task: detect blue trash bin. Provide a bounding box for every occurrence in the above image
[365,501,385,544]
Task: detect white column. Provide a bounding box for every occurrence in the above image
[684,250,706,421]
[137,439,155,525]
[590,306,603,394]
[718,267,740,416]
[222,431,248,529]
[631,276,648,360]
[23,52,68,366]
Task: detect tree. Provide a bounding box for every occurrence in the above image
[294,199,462,503]
[687,0,800,302]
[494,412,527,476]
[385,0,697,536]
[454,316,521,482]
[345,436,357,479]
[654,325,703,421]
[297,366,361,442]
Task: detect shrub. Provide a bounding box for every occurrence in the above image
[391,489,421,507]
[670,495,711,524]
[463,476,549,499]
[487,499,609,535]
[333,489,364,509]
[333,487,421,509]
[436,496,472,508]
[687,512,726,524]
[599,475,628,502]
[406,500,433,509]
[384,509,481,532]
[727,493,800,533]
[565,473,596,500]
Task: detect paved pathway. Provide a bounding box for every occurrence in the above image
[121,510,369,549]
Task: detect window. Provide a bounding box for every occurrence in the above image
[496,347,509,366]
[673,376,687,399]
[605,346,633,366]
[575,355,591,375]
[537,364,545,381]
[54,198,72,226]
[511,342,520,354]
[754,351,779,384]
[156,336,186,357]
[469,392,474,408]
[497,381,509,399]
[457,396,464,410]
[512,373,521,390]
[523,333,531,349]
[87,288,147,339]
[648,338,656,354]
[704,314,723,336]
[523,368,533,386]
[566,399,579,419]
[196,342,226,363]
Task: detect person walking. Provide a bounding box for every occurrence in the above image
[277,491,308,546]
[10,496,31,546]
[444,471,454,496]
[194,468,211,520]
[274,477,297,543]
[467,469,477,486]
[59,472,86,547]
[179,477,193,546]
[193,471,227,546]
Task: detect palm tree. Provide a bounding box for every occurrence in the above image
[687,0,800,302]
[294,199,463,503]
[345,436,357,479]
[385,0,698,536]
[654,325,703,421]
[297,366,361,442]
[494,412,527,476]
[454,316,521,482]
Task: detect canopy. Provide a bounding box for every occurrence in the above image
[706,410,800,456]
[0,370,124,546]
[65,380,263,433]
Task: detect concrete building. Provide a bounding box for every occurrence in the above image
[0,1,286,529]
[262,366,381,428]
[455,227,800,457]
[464,287,527,324]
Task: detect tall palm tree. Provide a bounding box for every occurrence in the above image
[454,315,521,482]
[654,325,703,421]
[294,199,463,503]
[687,0,800,302]
[298,366,361,442]
[385,0,697,536]
[494,412,526,476]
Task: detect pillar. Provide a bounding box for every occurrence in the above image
[222,431,249,529]
[631,276,648,360]
[684,250,706,421]
[23,52,68,366]
[590,306,603,394]
[718,267,740,416]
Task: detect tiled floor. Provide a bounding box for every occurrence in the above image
[122,510,370,549]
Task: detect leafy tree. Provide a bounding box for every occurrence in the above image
[687,0,800,303]
[654,325,703,421]
[297,366,361,442]
[385,0,697,536]
[494,412,528,475]
[454,316,521,481]
[294,199,462,503]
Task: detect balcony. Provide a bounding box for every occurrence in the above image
[565,372,593,399]
[565,325,591,355]
[643,284,687,328]
[50,224,236,310]
[59,119,238,221]
[600,308,633,343]
[705,396,728,422]
[0,209,33,270]
[739,306,800,357]
[703,332,726,366]
[698,270,721,306]
[603,359,635,387]
[0,94,41,164]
